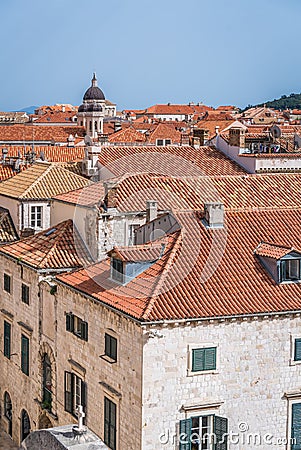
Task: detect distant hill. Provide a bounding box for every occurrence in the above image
[14,105,38,114]
[245,93,301,111]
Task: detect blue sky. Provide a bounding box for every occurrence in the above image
[0,0,300,111]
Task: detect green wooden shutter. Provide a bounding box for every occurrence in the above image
[192,349,205,372]
[214,416,228,450]
[179,418,192,450]
[292,403,301,450]
[66,313,74,332]
[81,321,88,341]
[4,321,11,359]
[21,335,29,375]
[204,347,217,371]
[81,381,87,422]
[111,336,117,361]
[64,371,73,413]
[295,339,301,361]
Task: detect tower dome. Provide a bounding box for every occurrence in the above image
[83,73,105,101]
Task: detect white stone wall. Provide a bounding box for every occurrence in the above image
[142,315,301,450]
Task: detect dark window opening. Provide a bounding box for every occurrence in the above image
[21,284,30,305]
[105,333,117,362]
[4,273,11,293]
[104,397,117,450]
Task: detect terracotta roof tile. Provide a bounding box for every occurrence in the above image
[53,181,104,206]
[0,219,92,270]
[57,208,301,321]
[98,145,246,178]
[254,242,295,259]
[0,125,85,143]
[109,242,164,262]
[0,145,85,163]
[0,207,18,244]
[0,162,91,199]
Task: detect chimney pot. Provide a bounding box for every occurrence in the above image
[204,203,224,228]
[146,200,158,223]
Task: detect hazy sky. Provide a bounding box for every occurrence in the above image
[1,0,300,111]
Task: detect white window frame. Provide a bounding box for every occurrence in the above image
[287,397,301,449]
[30,205,43,229]
[187,343,219,376]
[290,334,301,366]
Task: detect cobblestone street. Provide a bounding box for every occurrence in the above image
[0,430,19,450]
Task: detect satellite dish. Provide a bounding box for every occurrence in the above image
[270,125,281,139]
[84,135,93,146]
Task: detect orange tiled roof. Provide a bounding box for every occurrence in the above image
[0,219,92,270]
[254,242,295,259]
[0,125,85,143]
[196,119,236,138]
[147,122,182,144]
[33,111,77,124]
[106,172,301,212]
[145,104,194,115]
[53,181,104,206]
[0,207,18,244]
[0,162,91,199]
[109,241,164,262]
[57,208,301,321]
[98,145,246,178]
[0,145,85,163]
[0,164,27,181]
[108,126,146,143]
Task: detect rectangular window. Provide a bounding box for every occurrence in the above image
[128,224,140,245]
[64,371,87,419]
[111,258,124,283]
[179,415,228,450]
[105,334,117,362]
[21,335,29,376]
[295,339,301,362]
[4,273,11,293]
[104,397,117,450]
[156,139,164,146]
[4,321,11,359]
[282,259,301,282]
[291,403,301,450]
[192,347,217,372]
[30,205,42,228]
[65,312,88,341]
[21,284,30,305]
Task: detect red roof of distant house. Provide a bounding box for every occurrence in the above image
[0,125,85,143]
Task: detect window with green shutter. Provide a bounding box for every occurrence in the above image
[65,312,88,341]
[4,321,11,359]
[21,335,29,376]
[294,339,301,362]
[64,371,87,419]
[105,334,117,361]
[192,347,217,372]
[21,284,30,305]
[291,403,301,450]
[179,414,228,450]
[104,397,117,450]
[4,273,11,293]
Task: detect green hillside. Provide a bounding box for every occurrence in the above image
[245,93,301,111]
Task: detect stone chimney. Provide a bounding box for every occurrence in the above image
[193,128,209,146]
[99,134,109,145]
[62,105,66,113]
[215,125,220,135]
[67,134,75,147]
[181,133,190,146]
[146,200,158,223]
[204,203,224,228]
[229,127,246,148]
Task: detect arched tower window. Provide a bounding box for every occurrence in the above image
[42,354,52,411]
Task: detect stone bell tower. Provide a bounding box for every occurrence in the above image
[77,73,106,138]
